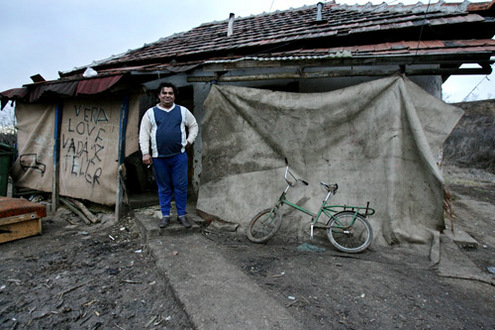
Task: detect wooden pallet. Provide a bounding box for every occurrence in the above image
[0,197,46,244]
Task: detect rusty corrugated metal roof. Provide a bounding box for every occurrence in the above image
[0,87,28,109]
[76,75,123,95]
[0,75,124,104]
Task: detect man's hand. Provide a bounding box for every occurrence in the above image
[142,154,153,166]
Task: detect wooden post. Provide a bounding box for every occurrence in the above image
[115,95,129,221]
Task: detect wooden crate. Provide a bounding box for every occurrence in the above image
[0,197,46,244]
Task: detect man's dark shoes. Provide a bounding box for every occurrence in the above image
[178,215,192,228]
[159,216,170,228]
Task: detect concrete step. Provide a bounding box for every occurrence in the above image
[132,205,303,329]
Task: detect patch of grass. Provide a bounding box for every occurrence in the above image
[443,114,495,174]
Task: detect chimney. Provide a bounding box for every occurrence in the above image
[227,13,235,37]
[316,2,323,21]
[30,74,45,83]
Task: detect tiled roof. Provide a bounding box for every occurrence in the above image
[72,0,494,75]
[85,39,495,76]
[4,1,495,103]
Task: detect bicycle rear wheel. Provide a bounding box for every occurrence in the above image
[246,208,282,243]
[327,211,373,253]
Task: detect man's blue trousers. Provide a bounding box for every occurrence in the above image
[153,152,188,217]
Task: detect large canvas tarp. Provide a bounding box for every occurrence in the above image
[11,103,55,192]
[11,95,140,205]
[197,76,463,247]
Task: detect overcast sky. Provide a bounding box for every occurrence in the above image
[0,0,493,108]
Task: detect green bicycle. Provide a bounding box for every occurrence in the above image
[246,159,375,253]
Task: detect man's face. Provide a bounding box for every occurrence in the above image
[158,87,175,108]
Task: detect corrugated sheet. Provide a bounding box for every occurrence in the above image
[0,87,28,109]
[200,39,495,62]
[28,81,78,102]
[76,75,123,95]
[1,75,123,103]
[0,87,28,99]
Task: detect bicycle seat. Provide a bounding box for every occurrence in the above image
[321,182,338,194]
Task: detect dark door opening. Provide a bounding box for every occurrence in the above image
[124,85,196,209]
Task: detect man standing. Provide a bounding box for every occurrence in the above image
[139,83,198,228]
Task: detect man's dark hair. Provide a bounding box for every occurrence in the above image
[158,82,178,96]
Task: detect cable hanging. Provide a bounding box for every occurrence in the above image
[462,75,491,102]
[269,0,275,12]
[415,0,432,56]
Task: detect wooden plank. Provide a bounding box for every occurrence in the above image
[67,198,99,224]
[115,95,130,222]
[0,218,41,243]
[60,198,91,225]
[0,197,45,243]
[0,212,38,226]
[188,66,492,82]
[0,197,47,218]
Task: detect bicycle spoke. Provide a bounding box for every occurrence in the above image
[251,213,276,237]
[327,211,372,253]
[246,208,283,243]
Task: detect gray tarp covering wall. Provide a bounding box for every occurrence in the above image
[197,76,463,248]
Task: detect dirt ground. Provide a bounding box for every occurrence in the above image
[0,207,193,329]
[203,165,495,329]
[1,165,494,329]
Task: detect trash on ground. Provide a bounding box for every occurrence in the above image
[296,242,326,253]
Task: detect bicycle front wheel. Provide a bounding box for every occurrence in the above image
[246,208,282,243]
[327,211,373,253]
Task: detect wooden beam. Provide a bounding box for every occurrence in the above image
[407,67,492,75]
[115,95,130,222]
[60,197,91,225]
[188,66,492,83]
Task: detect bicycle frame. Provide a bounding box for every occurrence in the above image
[272,164,374,239]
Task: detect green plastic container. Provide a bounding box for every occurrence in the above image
[0,143,16,196]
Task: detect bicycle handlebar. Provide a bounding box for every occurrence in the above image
[284,158,309,187]
[284,158,338,193]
